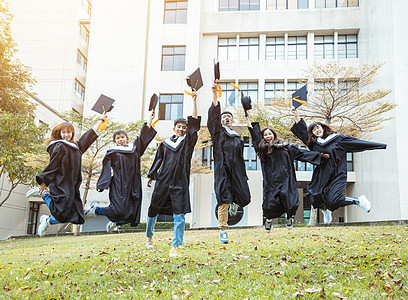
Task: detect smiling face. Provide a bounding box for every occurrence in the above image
[114,133,129,146]
[312,124,324,138]
[263,129,275,143]
[174,123,187,138]
[60,128,74,141]
[221,113,233,128]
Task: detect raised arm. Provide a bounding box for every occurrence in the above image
[147,110,155,128]
[291,106,301,124]
[247,121,262,152]
[338,136,387,153]
[192,89,198,119]
[245,115,252,128]
[212,84,219,107]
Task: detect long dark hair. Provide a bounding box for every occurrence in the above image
[257,127,286,161]
[306,122,336,147]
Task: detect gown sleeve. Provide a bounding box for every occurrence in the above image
[134,123,157,156]
[77,128,98,154]
[207,102,222,140]
[186,116,202,151]
[36,143,65,186]
[338,136,387,153]
[290,118,309,146]
[147,143,164,181]
[96,155,112,191]
[287,145,322,165]
[248,122,262,153]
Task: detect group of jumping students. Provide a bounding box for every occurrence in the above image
[26,84,386,258]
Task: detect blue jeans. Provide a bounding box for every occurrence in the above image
[146,214,185,247]
[42,193,60,225]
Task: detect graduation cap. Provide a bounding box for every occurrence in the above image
[149,93,159,111]
[214,60,220,82]
[186,67,203,91]
[241,92,252,117]
[91,94,115,114]
[292,85,308,109]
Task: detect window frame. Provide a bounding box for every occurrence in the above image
[159,94,184,120]
[338,34,358,58]
[161,46,186,71]
[218,38,237,61]
[163,0,188,24]
[219,0,260,11]
[74,79,85,100]
[314,35,334,59]
[265,37,285,60]
[287,36,307,60]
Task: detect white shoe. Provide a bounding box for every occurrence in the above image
[26,187,43,198]
[286,217,293,230]
[219,230,229,244]
[106,221,117,233]
[322,209,332,225]
[169,246,179,258]
[84,201,99,220]
[146,237,154,249]
[357,195,371,212]
[264,219,273,233]
[229,203,238,217]
[37,215,50,237]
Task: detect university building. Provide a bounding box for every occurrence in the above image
[1,0,406,238]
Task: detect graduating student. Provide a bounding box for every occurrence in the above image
[146,90,201,258]
[208,84,251,244]
[290,107,387,224]
[245,114,327,231]
[26,117,106,236]
[85,110,157,232]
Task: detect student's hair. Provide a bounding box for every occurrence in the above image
[174,118,188,127]
[113,130,129,142]
[307,122,336,147]
[45,122,76,144]
[221,111,233,118]
[257,127,286,161]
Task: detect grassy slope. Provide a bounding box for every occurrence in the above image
[0,225,407,299]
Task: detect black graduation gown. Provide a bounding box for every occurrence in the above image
[207,102,251,207]
[36,129,98,224]
[249,122,322,219]
[147,116,201,217]
[96,124,157,226]
[291,119,387,211]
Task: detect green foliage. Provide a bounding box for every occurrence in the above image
[0,225,406,298]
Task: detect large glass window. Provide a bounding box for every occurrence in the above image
[316,0,359,8]
[338,34,358,58]
[159,94,183,120]
[266,37,285,60]
[267,0,308,9]
[219,0,260,11]
[287,36,307,59]
[239,37,259,60]
[238,82,258,103]
[218,38,237,61]
[164,1,187,24]
[218,82,237,106]
[265,82,285,105]
[314,35,334,59]
[161,46,186,71]
[77,50,87,72]
[74,79,85,100]
[287,81,303,95]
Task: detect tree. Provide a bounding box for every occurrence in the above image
[252,62,395,225]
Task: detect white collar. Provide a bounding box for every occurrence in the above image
[316,133,339,145]
[222,125,240,137]
[48,139,79,150]
[108,144,134,152]
[163,135,186,150]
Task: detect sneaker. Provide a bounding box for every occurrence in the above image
[219,230,229,244]
[84,201,99,220]
[26,187,42,198]
[322,209,332,225]
[169,246,179,258]
[264,219,273,233]
[229,203,238,217]
[37,215,50,237]
[106,221,118,233]
[146,237,154,249]
[286,217,293,230]
[357,195,371,212]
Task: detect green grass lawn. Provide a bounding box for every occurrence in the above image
[0,225,407,299]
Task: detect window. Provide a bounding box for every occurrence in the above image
[339,79,359,104]
[265,82,285,105]
[287,81,303,95]
[219,0,260,11]
[238,82,258,103]
[314,35,334,59]
[74,79,85,100]
[338,34,358,58]
[27,202,40,235]
[239,37,259,60]
[315,0,358,8]
[266,37,285,60]
[80,24,89,43]
[218,38,237,61]
[218,82,237,106]
[287,36,307,59]
[346,152,353,171]
[267,0,308,9]
[161,46,186,71]
[164,1,187,24]
[77,50,87,72]
[159,94,183,120]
